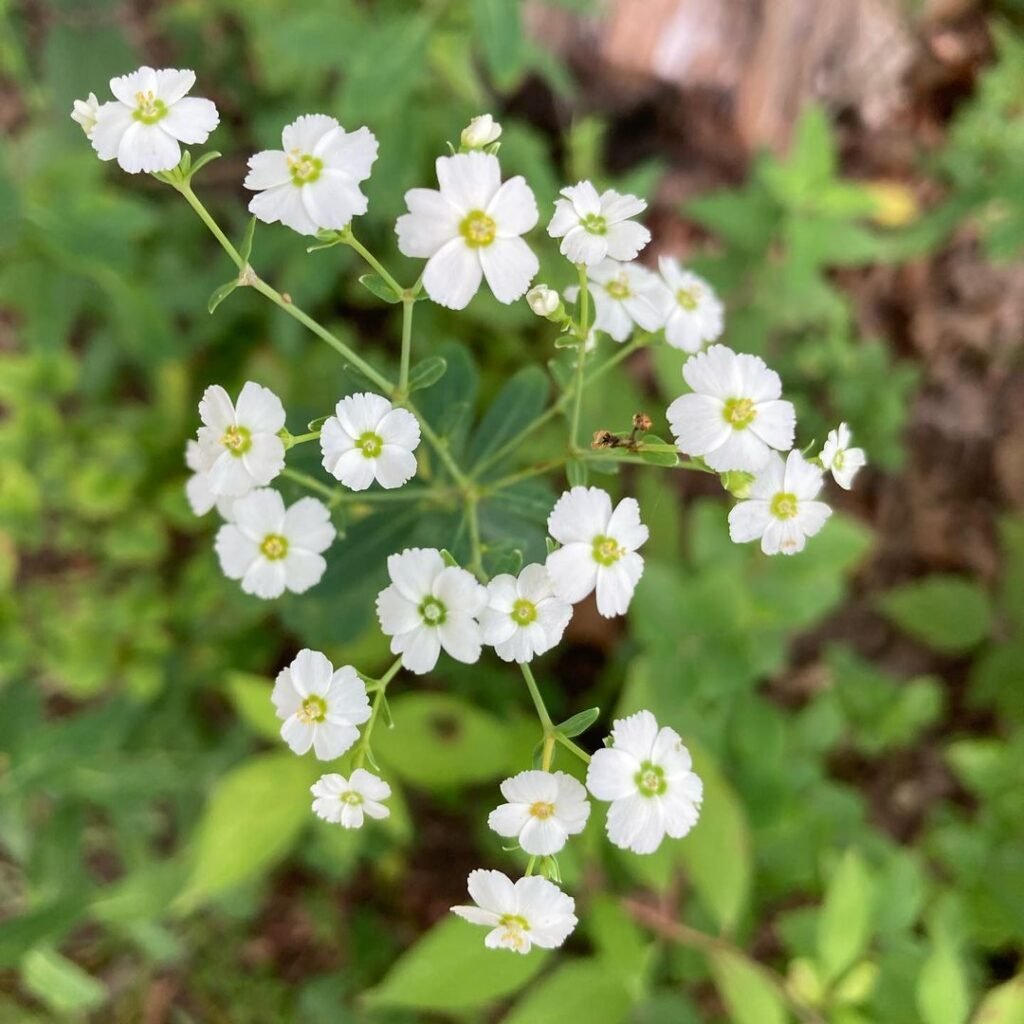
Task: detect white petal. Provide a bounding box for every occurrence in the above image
[604,220,650,262]
[235,488,287,538]
[242,557,287,599]
[376,585,422,636]
[244,150,291,191]
[466,869,517,916]
[423,239,483,310]
[248,183,319,236]
[301,173,367,229]
[486,176,538,236]
[241,433,285,487]
[794,500,832,539]
[198,384,235,432]
[735,353,782,402]
[327,668,371,723]
[546,486,612,544]
[434,566,487,615]
[396,189,460,258]
[185,472,216,516]
[611,710,659,759]
[606,497,648,552]
[214,525,256,579]
[374,447,417,489]
[438,615,483,664]
[329,449,376,490]
[487,802,531,839]
[586,748,639,801]
[283,550,328,593]
[702,429,771,473]
[312,722,359,761]
[153,68,196,104]
[317,125,378,180]
[783,449,825,501]
[290,648,334,696]
[282,114,339,153]
[377,407,421,450]
[387,548,444,603]
[160,97,218,144]
[109,67,158,105]
[116,123,181,174]
[666,393,731,456]
[748,400,796,452]
[393,624,441,674]
[545,543,599,604]
[351,769,391,801]
[682,344,742,400]
[272,669,302,716]
[480,237,539,304]
[560,226,608,267]
[519,816,569,856]
[607,794,666,854]
[236,381,286,433]
[761,518,805,556]
[334,392,392,436]
[600,189,646,223]
[748,452,787,500]
[91,102,134,161]
[281,716,315,755]
[728,500,772,544]
[452,905,501,928]
[595,553,643,617]
[559,181,601,217]
[284,497,335,552]
[547,197,580,238]
[436,152,501,211]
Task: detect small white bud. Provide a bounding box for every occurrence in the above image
[70,93,100,137]
[460,114,502,150]
[527,284,561,318]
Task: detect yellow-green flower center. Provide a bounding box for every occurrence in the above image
[298,694,327,724]
[419,595,447,626]
[723,397,757,429]
[770,492,799,521]
[605,276,631,301]
[676,286,700,311]
[635,761,667,797]
[833,450,846,470]
[221,424,252,456]
[511,598,537,626]
[592,534,623,567]
[581,212,607,235]
[132,91,167,124]
[357,430,384,459]
[260,533,289,560]
[287,151,323,185]
[341,790,363,806]
[498,912,530,948]
[459,210,496,248]
[529,800,555,820]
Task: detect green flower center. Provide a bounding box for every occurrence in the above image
[770,492,799,521]
[357,430,384,459]
[511,598,537,626]
[132,91,167,124]
[340,790,363,806]
[635,761,667,797]
[221,424,252,456]
[498,912,530,948]
[298,694,327,724]
[581,212,607,235]
[419,595,447,626]
[287,151,323,185]
[833,450,846,470]
[676,286,700,310]
[605,276,631,301]
[529,800,555,820]
[260,533,289,560]
[459,209,496,248]
[723,397,757,429]
[592,534,623,567]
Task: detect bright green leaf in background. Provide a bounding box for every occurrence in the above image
[879,574,993,654]
[708,948,789,1024]
[502,958,634,1024]
[817,849,874,983]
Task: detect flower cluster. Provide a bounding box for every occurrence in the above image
[77,66,870,955]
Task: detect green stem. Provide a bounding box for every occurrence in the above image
[352,657,403,770]
[569,264,590,449]
[399,294,414,397]
[520,663,554,731]
[582,450,714,473]
[343,229,404,296]
[484,458,566,494]
[284,430,321,447]
[282,467,442,505]
[465,497,485,580]
[555,733,591,765]
[409,405,473,489]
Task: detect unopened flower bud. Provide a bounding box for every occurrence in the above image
[592,430,618,449]
[70,93,100,137]
[461,114,502,150]
[720,469,754,499]
[632,412,653,433]
[526,284,562,319]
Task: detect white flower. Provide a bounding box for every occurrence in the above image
[311,770,391,828]
[320,393,420,491]
[215,488,335,599]
[546,487,648,618]
[70,93,99,136]
[451,870,577,954]
[244,114,378,237]
[547,181,650,266]
[91,67,219,174]
[526,284,561,318]
[666,344,796,473]
[728,450,832,555]
[566,259,665,343]
[654,258,724,353]
[376,548,487,674]
[395,152,539,310]
[184,440,235,519]
[586,710,703,855]
[487,770,590,855]
[461,113,502,149]
[821,422,866,490]
[196,382,286,498]
[480,564,572,663]
[272,649,371,760]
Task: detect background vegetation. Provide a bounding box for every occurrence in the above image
[1,0,1022,1021]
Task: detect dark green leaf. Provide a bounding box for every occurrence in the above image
[556,707,600,738]
[207,279,237,314]
[359,273,401,304]
[407,355,447,392]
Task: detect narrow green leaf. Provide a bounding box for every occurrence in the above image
[238,216,257,263]
[708,948,788,1024]
[469,366,549,469]
[359,273,401,304]
[21,948,106,1016]
[817,849,873,983]
[566,456,589,486]
[556,707,600,738]
[207,279,237,314]
[917,930,969,1024]
[971,975,1024,1024]
[639,434,679,467]
[407,355,448,393]
[187,150,222,179]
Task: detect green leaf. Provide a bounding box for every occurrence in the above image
[502,959,634,1024]
[21,948,106,1016]
[238,216,257,263]
[469,366,549,470]
[639,434,679,467]
[407,355,448,393]
[566,456,589,486]
[879,574,993,654]
[224,671,279,742]
[176,753,316,909]
[817,849,873,983]
[917,930,969,1024]
[0,898,89,967]
[187,150,222,180]
[708,948,788,1024]
[358,273,401,304]
[207,279,237,314]
[364,915,547,1011]
[556,707,600,738]
[972,976,1024,1024]
[472,0,525,89]
[374,693,518,790]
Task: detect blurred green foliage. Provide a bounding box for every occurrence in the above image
[1,0,1022,1021]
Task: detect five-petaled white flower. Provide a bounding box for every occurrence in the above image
[215,488,335,599]
[654,258,724,353]
[320,392,420,491]
[666,344,796,473]
[461,114,502,150]
[451,870,577,954]
[480,564,572,663]
[547,181,650,266]
[184,440,235,519]
[91,67,219,174]
[586,710,703,855]
[395,152,539,310]
[820,422,866,491]
[546,487,648,618]
[244,114,378,237]
[196,382,286,498]
[272,649,371,760]
[70,93,100,136]
[728,450,832,556]
[376,548,487,674]
[566,259,665,343]
[311,770,391,828]
[487,770,590,856]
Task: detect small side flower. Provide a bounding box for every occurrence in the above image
[565,259,665,343]
[547,181,650,266]
[487,770,590,856]
[70,93,100,136]
[461,114,502,150]
[653,257,724,353]
[820,422,866,490]
[311,769,391,828]
[480,564,572,663]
